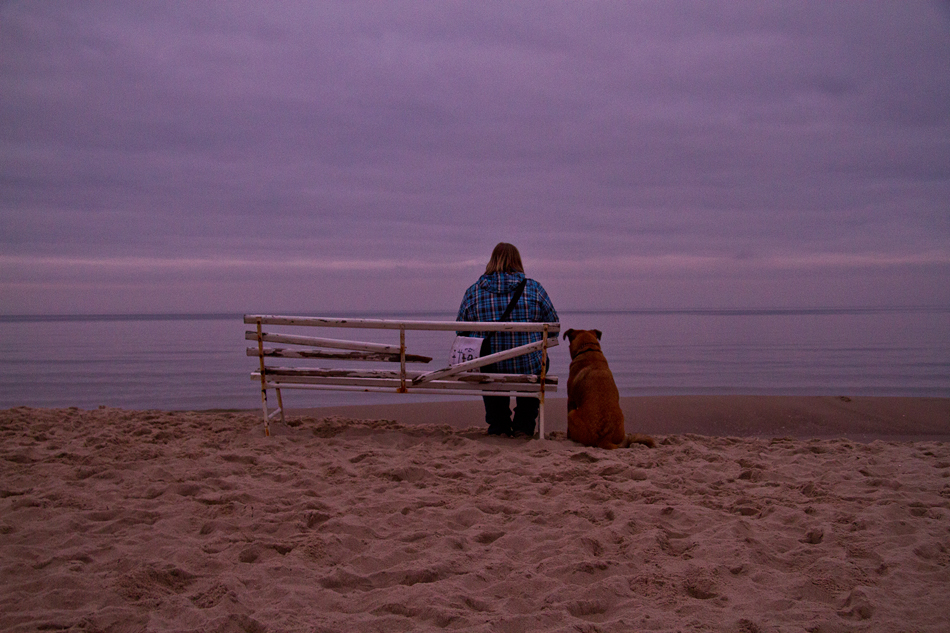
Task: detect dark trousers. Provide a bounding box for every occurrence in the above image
[483,395,540,435]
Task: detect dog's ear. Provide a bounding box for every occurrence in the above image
[594,329,602,340]
[563,328,574,341]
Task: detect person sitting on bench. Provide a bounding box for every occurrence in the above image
[457,242,559,437]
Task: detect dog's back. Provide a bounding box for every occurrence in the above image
[564,329,655,450]
[567,353,626,448]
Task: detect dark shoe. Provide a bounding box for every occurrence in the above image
[511,421,535,437]
[487,423,512,436]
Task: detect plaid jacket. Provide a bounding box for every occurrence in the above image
[456,272,559,374]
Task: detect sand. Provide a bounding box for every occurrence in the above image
[307,395,950,442]
[1,397,948,632]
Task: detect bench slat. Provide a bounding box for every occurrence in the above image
[254,373,554,393]
[254,367,556,384]
[245,331,400,354]
[245,314,560,334]
[246,347,432,363]
[412,340,547,385]
[252,383,555,397]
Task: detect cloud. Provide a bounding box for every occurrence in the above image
[1,1,949,313]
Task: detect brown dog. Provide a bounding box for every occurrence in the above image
[563,329,655,449]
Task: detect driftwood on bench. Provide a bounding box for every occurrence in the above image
[245,315,560,437]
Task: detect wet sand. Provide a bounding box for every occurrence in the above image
[304,395,950,442]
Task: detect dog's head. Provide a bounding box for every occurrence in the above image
[563,328,603,359]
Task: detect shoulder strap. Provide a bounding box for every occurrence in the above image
[482,278,527,345]
[498,278,527,322]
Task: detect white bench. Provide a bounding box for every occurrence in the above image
[244,315,560,437]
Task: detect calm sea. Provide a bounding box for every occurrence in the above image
[0,308,947,411]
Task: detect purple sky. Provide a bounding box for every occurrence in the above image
[2,1,949,314]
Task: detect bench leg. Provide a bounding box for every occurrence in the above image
[260,385,286,436]
[276,387,286,425]
[538,393,546,439]
[260,386,270,437]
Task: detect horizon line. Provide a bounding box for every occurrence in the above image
[2,305,948,323]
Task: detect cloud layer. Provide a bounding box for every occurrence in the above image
[2,1,949,313]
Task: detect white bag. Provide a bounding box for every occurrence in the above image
[449,336,483,366]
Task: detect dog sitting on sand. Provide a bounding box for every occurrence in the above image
[563,329,655,449]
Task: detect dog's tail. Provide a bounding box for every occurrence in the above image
[621,433,656,449]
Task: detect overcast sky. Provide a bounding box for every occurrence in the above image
[2,1,949,314]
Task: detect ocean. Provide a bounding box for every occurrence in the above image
[1,308,947,411]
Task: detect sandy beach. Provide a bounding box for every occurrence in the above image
[2,397,949,632]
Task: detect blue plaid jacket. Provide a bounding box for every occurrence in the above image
[456,272,559,374]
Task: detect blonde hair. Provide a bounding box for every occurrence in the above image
[484,242,525,274]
